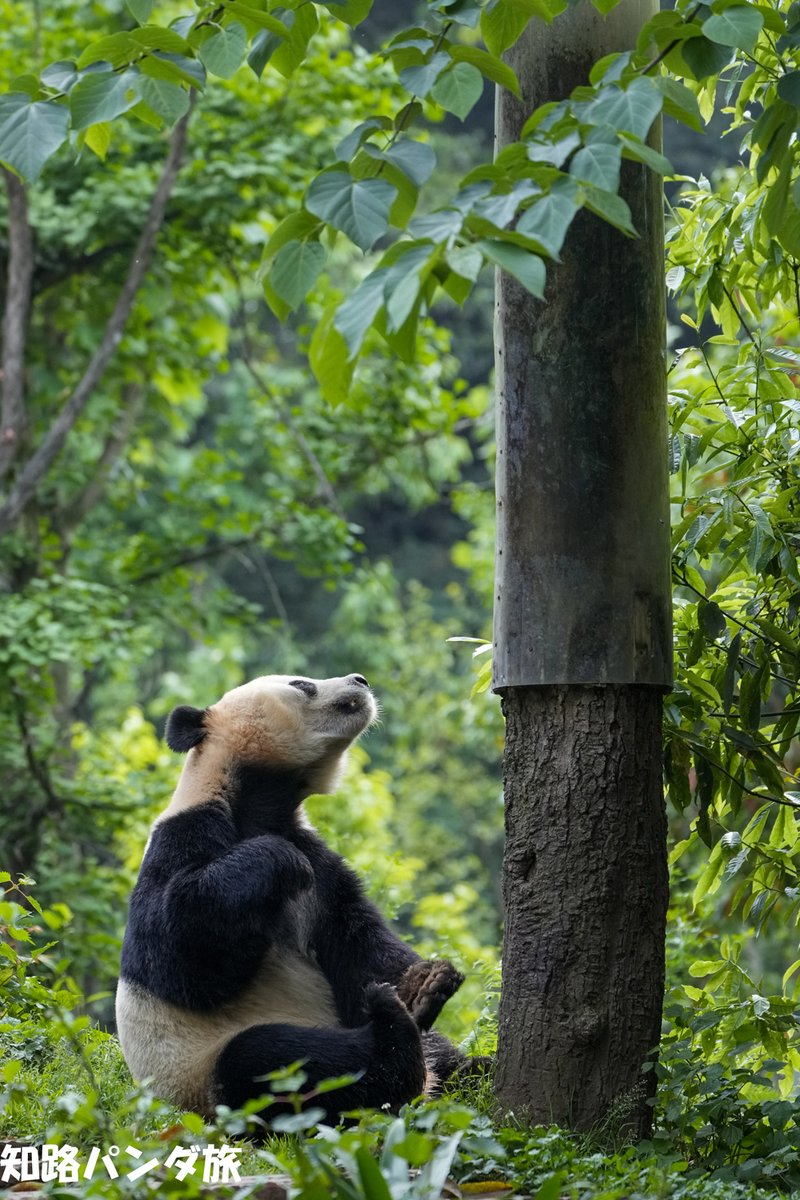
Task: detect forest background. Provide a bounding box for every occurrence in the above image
[1,0,800,1196]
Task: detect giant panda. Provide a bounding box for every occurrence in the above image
[116,672,470,1127]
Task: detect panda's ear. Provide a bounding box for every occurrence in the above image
[165,705,208,752]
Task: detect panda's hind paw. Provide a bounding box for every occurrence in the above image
[397,959,464,1031]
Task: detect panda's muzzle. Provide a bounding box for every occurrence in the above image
[333,691,369,713]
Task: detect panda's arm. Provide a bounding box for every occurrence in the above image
[298,831,420,1025]
[143,803,312,931]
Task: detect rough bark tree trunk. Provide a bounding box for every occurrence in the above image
[496,686,667,1132]
[492,0,671,1137]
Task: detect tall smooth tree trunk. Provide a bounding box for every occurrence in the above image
[492,0,671,1136]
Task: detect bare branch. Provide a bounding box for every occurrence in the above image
[0,96,195,538]
[65,383,145,530]
[0,169,35,481]
[130,533,263,586]
[240,348,348,523]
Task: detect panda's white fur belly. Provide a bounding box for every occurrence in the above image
[116,948,339,1114]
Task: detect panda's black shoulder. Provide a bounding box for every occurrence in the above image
[137,801,236,883]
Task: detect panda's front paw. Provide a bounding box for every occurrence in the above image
[397,959,464,1031]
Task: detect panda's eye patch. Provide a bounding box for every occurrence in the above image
[288,679,318,698]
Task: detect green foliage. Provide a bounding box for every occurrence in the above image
[0,0,690,402]
[1,0,799,1192]
[652,939,800,1187]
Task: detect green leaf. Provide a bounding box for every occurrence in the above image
[138,77,190,123]
[384,243,436,331]
[261,210,322,262]
[70,70,141,131]
[306,171,397,250]
[702,7,764,51]
[268,240,326,309]
[130,26,191,54]
[698,600,726,640]
[77,32,137,69]
[582,185,636,235]
[681,35,734,79]
[692,842,724,907]
[198,23,247,79]
[335,271,388,358]
[738,671,763,732]
[138,52,206,88]
[310,308,354,404]
[399,52,450,99]
[586,78,663,141]
[447,44,520,96]
[335,117,388,161]
[762,156,792,236]
[40,61,80,93]
[517,178,579,257]
[224,1,291,35]
[356,1147,393,1200]
[319,0,374,24]
[479,239,546,298]
[777,70,800,108]
[481,0,565,55]
[533,1173,568,1200]
[655,77,702,132]
[84,121,112,159]
[618,134,673,176]
[0,95,70,181]
[756,618,800,656]
[248,14,293,79]
[569,140,621,192]
[431,62,483,119]
[392,1131,434,1166]
[127,0,154,21]
[447,244,483,281]
[382,140,436,186]
[271,3,318,78]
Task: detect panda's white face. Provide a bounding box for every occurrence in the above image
[210,674,378,769]
[165,672,377,783]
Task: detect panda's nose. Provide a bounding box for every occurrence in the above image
[349,674,369,688]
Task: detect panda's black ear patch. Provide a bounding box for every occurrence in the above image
[165,705,208,752]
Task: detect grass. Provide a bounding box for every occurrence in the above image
[0,1023,798,1200]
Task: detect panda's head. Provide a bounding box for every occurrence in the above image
[164,673,377,801]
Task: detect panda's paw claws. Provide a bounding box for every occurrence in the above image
[398,959,464,1031]
[365,982,415,1026]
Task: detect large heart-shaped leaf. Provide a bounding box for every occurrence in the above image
[268,240,326,309]
[198,23,247,79]
[0,94,69,180]
[306,171,397,250]
[70,70,141,130]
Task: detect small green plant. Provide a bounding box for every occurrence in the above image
[648,940,800,1188]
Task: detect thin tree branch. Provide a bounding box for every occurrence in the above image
[64,383,145,530]
[130,533,263,586]
[12,686,61,818]
[0,96,195,538]
[0,169,35,481]
[236,304,348,523]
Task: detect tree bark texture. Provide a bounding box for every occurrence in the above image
[492,0,670,1136]
[0,169,34,482]
[496,686,668,1134]
[0,98,194,538]
[492,0,671,689]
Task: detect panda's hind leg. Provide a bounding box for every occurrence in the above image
[212,983,425,1128]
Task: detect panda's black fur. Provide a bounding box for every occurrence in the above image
[116,673,469,1127]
